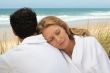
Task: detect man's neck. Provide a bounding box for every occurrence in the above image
[18,33,38,42]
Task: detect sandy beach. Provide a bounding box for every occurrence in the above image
[0,17,110,58]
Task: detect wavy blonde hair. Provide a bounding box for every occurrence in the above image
[38,16,90,40]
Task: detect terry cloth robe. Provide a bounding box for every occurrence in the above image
[61,35,110,73]
[72,35,110,73]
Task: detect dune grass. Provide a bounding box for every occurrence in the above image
[87,24,110,58]
[0,39,19,54]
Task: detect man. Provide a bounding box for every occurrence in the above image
[0,8,81,73]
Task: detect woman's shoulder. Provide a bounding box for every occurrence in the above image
[74,35,97,43]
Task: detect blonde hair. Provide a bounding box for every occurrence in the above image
[38,16,73,39]
[38,16,90,39]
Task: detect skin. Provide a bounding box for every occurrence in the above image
[42,25,75,57]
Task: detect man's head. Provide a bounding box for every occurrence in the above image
[10,8,38,39]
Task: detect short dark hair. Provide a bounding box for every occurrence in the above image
[10,8,38,39]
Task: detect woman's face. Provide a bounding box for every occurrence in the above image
[42,25,70,50]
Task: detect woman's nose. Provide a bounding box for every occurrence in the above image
[55,36,60,42]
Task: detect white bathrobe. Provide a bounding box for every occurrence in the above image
[62,35,110,73]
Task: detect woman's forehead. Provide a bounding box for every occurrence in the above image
[44,25,59,31]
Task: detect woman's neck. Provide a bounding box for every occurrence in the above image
[64,39,75,58]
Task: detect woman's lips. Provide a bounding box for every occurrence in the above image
[59,40,65,46]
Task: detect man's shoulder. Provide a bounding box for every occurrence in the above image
[0,45,22,59]
[0,42,61,60]
[0,41,69,73]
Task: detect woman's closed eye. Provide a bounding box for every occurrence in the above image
[55,29,60,35]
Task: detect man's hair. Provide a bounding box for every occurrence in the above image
[10,8,38,39]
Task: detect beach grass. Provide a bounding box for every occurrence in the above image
[86,24,110,57]
[0,39,19,54]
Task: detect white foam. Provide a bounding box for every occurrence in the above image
[0,15,10,26]
[89,11,110,16]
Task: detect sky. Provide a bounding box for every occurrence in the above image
[0,0,110,8]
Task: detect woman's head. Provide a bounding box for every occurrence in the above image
[38,16,73,49]
[38,16,73,39]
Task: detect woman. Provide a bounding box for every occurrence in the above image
[38,16,110,73]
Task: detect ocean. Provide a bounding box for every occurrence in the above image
[0,8,110,27]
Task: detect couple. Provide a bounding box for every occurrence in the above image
[0,7,110,73]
